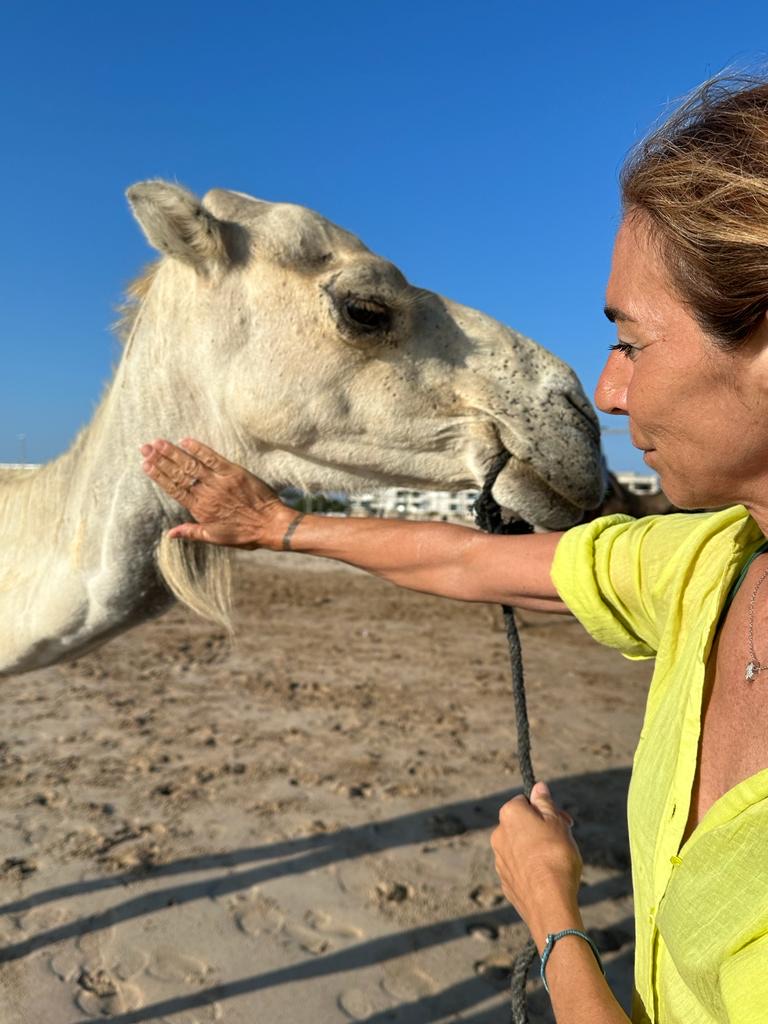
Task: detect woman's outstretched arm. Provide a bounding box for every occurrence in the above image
[140,437,569,613]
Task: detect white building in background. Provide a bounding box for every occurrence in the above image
[345,471,661,522]
[615,471,661,495]
[348,487,480,522]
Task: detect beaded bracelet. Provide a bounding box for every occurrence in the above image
[540,929,605,994]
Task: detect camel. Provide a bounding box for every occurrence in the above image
[0,181,603,677]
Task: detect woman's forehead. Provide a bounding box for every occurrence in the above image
[605,217,682,330]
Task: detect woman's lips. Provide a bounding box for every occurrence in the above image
[632,435,655,453]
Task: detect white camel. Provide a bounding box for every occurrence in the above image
[0,181,602,676]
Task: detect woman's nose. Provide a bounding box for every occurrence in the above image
[594,353,630,416]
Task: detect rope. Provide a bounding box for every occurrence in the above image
[473,452,537,1024]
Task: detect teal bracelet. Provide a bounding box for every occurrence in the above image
[540,928,605,994]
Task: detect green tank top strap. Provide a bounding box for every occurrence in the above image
[719,537,768,624]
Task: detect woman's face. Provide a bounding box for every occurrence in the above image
[596,214,768,512]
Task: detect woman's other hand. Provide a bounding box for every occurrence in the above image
[491,781,583,947]
[140,438,295,549]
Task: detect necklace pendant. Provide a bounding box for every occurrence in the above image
[746,661,760,682]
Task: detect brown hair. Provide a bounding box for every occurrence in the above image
[621,74,768,347]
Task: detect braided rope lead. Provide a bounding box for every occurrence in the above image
[473,453,537,1024]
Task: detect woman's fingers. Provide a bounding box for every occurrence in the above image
[144,452,200,489]
[143,464,193,507]
[496,785,575,832]
[178,437,234,474]
[141,440,221,502]
[140,438,243,498]
[144,439,209,479]
[139,437,287,550]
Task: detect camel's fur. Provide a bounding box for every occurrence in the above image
[1,181,603,675]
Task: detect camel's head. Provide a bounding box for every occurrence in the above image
[127,181,603,529]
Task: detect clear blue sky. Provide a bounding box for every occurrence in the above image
[2,1,767,471]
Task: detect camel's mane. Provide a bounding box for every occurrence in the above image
[114,258,234,629]
[114,261,161,346]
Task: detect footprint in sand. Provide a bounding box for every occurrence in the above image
[76,918,116,960]
[48,949,81,983]
[469,883,504,909]
[113,943,149,980]
[303,909,363,940]
[158,1005,222,1024]
[233,890,285,939]
[74,967,143,1016]
[281,907,364,956]
[146,946,211,984]
[233,890,363,956]
[380,965,438,1002]
[282,920,332,956]
[18,905,70,932]
[338,987,374,1020]
[49,941,147,984]
[332,859,374,900]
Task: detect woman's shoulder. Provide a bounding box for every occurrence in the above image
[551,505,760,659]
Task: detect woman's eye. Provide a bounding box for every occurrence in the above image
[343,298,392,332]
[609,341,638,360]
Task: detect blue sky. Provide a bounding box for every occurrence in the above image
[2,1,767,471]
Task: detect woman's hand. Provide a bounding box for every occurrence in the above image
[491,781,583,947]
[140,438,295,550]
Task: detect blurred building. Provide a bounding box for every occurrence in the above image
[347,487,480,522]
[614,471,661,495]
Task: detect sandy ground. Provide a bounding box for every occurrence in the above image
[0,551,651,1024]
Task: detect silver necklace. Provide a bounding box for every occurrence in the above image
[745,563,768,681]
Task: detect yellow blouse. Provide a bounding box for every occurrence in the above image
[551,506,768,1024]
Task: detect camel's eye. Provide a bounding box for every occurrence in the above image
[343,298,392,333]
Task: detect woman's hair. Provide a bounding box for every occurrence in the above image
[621,74,768,347]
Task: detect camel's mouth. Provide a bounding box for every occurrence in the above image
[480,431,603,531]
[485,450,584,530]
[467,381,603,531]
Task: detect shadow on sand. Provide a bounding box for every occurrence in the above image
[0,766,634,1023]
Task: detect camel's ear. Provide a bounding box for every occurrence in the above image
[126,180,230,271]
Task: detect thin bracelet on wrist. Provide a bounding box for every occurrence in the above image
[282,511,306,551]
[540,929,605,995]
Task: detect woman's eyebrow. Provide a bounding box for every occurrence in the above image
[603,305,637,324]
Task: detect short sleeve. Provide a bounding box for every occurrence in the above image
[550,513,708,659]
[719,933,768,1023]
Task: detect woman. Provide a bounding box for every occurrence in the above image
[141,76,768,1023]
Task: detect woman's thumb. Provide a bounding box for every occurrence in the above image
[530,781,557,813]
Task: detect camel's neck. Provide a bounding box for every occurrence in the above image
[0,289,221,676]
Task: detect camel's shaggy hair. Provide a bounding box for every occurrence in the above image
[116,264,235,629]
[114,261,160,345]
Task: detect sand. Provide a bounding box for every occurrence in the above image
[0,551,651,1023]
